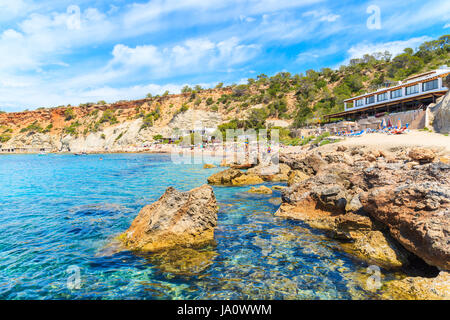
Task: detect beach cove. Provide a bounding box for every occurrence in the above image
[0,152,419,300]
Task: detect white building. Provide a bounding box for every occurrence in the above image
[324,66,450,120]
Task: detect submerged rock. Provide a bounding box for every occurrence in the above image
[381,271,450,300]
[232,173,264,185]
[277,146,450,271]
[120,185,218,251]
[287,170,309,186]
[207,168,242,185]
[349,231,409,269]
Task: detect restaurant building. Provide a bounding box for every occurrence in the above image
[324,66,450,121]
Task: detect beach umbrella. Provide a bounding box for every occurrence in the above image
[380,118,385,127]
[397,119,402,128]
[387,118,392,127]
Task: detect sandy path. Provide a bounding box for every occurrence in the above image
[333,130,449,153]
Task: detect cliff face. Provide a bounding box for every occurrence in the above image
[0,88,245,152]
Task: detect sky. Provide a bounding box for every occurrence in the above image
[0,0,449,112]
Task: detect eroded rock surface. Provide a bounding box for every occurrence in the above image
[277,145,450,273]
[121,185,218,251]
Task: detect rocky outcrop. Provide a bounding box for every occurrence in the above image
[280,152,326,175]
[287,170,309,186]
[120,185,218,251]
[381,271,450,300]
[247,163,291,182]
[247,186,273,194]
[429,86,450,133]
[277,145,450,272]
[361,172,450,271]
[349,231,409,269]
[207,168,242,185]
[408,147,436,164]
[203,163,216,169]
[231,174,264,185]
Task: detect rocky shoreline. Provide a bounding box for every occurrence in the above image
[207,144,449,299]
[116,143,449,299]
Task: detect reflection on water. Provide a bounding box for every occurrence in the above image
[0,154,403,299]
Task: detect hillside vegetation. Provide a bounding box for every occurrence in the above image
[0,35,449,140]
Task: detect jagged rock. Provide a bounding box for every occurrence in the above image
[203,163,216,169]
[272,185,286,191]
[351,231,409,269]
[247,186,273,194]
[332,213,374,240]
[408,147,436,164]
[231,163,254,169]
[120,185,218,251]
[345,194,363,213]
[278,147,450,271]
[280,152,326,175]
[207,168,242,185]
[360,162,450,270]
[231,173,264,185]
[275,203,337,231]
[247,163,291,182]
[381,272,450,300]
[429,88,450,133]
[287,170,309,186]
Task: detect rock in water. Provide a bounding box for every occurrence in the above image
[120,185,218,251]
[247,186,273,194]
[207,168,242,185]
[381,271,450,300]
[203,163,216,169]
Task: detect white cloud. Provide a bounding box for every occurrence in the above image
[108,37,260,77]
[444,23,450,29]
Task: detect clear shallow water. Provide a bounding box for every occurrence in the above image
[0,154,397,299]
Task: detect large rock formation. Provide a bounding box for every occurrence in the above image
[428,81,450,133]
[381,271,450,300]
[120,185,218,251]
[277,145,450,272]
[360,164,450,271]
[207,168,243,185]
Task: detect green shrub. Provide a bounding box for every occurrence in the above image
[64,108,76,121]
[42,124,53,133]
[64,121,81,136]
[99,109,118,124]
[20,121,43,133]
[0,133,11,143]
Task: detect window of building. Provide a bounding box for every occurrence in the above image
[422,79,438,92]
[377,92,388,102]
[365,96,375,104]
[390,88,402,99]
[355,99,364,107]
[405,84,419,95]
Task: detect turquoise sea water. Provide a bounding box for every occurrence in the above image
[0,154,398,300]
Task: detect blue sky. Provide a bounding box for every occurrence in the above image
[0,0,449,111]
